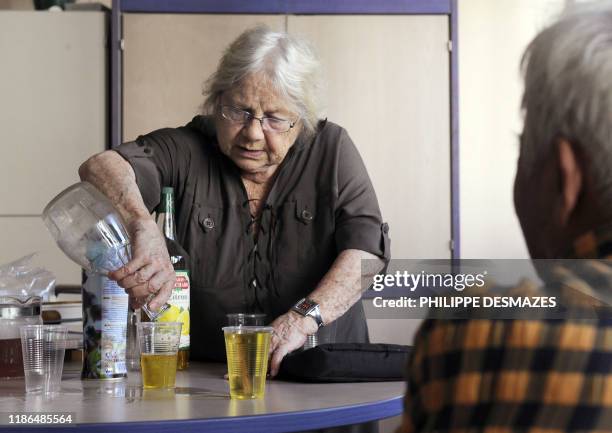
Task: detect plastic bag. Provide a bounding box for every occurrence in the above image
[0,254,56,301]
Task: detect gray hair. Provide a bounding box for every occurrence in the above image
[520,1,612,201]
[203,25,324,135]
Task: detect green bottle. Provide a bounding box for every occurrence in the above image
[155,187,190,370]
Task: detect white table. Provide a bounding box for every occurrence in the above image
[0,362,405,432]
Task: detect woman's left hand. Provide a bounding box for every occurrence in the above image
[269,311,318,377]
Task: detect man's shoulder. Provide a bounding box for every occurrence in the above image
[415,315,611,353]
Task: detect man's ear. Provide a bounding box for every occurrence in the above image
[557,138,583,225]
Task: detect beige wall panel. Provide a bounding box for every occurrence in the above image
[0,0,111,9]
[0,12,107,215]
[459,0,564,258]
[289,16,451,260]
[364,298,422,347]
[123,14,285,141]
[0,0,33,9]
[0,217,81,285]
[366,318,421,346]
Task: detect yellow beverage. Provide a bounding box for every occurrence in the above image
[157,306,190,371]
[176,350,189,370]
[224,330,271,399]
[140,353,178,389]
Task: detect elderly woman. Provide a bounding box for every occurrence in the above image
[79,26,390,376]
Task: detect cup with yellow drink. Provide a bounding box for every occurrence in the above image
[223,326,273,399]
[137,322,182,389]
[156,304,190,370]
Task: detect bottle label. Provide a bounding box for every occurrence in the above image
[159,270,190,350]
[100,277,129,375]
[81,274,128,379]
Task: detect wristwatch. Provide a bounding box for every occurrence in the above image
[291,298,325,328]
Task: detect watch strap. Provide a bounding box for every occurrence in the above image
[292,298,324,328]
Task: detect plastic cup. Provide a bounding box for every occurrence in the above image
[226,313,266,326]
[223,326,273,399]
[126,308,141,371]
[137,322,182,389]
[20,325,67,394]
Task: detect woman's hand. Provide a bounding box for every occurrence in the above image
[108,217,176,311]
[268,311,318,377]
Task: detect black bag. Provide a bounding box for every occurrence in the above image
[277,343,412,383]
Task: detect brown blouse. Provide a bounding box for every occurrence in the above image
[115,115,390,361]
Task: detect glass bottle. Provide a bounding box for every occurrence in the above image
[154,187,190,370]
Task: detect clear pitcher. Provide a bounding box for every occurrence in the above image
[42,181,167,320]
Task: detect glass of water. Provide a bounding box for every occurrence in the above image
[20,325,67,394]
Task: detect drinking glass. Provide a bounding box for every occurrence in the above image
[226,313,266,326]
[223,326,273,399]
[126,308,141,371]
[137,322,182,389]
[20,325,67,394]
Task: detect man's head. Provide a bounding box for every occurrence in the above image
[515,2,612,258]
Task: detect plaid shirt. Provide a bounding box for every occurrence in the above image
[399,229,612,433]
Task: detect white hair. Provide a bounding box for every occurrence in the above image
[203,25,324,135]
[520,1,612,201]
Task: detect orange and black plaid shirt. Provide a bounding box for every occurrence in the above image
[399,230,612,433]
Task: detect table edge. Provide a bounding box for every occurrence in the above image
[2,395,403,433]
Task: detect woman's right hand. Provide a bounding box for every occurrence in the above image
[108,217,176,311]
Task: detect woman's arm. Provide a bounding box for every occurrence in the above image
[269,248,384,376]
[78,151,149,222]
[307,249,384,324]
[79,151,175,310]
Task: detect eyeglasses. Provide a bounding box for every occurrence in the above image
[219,105,297,133]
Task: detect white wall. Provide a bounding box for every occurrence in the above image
[459,0,566,259]
[0,11,107,285]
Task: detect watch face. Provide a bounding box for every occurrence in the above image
[298,299,316,312]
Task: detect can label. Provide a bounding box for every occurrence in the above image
[82,273,128,379]
[158,270,190,350]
